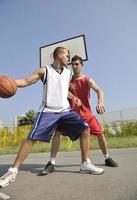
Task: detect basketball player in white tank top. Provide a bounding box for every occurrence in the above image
[40,64,72,113]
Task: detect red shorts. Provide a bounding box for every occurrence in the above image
[78,109,103,136]
[84,115,103,136]
[71,103,103,136]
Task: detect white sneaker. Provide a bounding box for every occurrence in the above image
[80,159,104,175]
[0,167,18,188]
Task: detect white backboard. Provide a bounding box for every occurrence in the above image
[40,34,88,67]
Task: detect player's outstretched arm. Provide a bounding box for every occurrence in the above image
[15,67,45,88]
[88,78,105,114]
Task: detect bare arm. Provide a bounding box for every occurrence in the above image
[88,78,105,114]
[15,67,45,87]
[68,91,81,106]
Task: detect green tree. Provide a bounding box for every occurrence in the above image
[17,109,36,126]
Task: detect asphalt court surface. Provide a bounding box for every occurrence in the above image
[0,148,137,200]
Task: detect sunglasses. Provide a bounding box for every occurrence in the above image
[72,63,80,66]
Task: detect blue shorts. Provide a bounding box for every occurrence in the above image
[28,110,89,142]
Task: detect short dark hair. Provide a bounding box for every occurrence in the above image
[53,47,67,59]
[71,55,83,64]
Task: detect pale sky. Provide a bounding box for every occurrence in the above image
[0,0,137,126]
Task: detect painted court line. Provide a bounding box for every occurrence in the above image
[0,192,10,200]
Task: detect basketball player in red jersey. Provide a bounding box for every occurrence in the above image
[39,55,118,176]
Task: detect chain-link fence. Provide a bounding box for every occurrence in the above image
[96,107,137,135]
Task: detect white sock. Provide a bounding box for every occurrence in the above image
[82,158,91,165]
[8,167,18,173]
[104,154,109,160]
[82,160,87,165]
[50,158,56,165]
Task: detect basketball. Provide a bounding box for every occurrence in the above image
[0,76,17,98]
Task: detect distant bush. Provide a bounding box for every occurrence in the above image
[0,125,32,147]
[103,121,137,137]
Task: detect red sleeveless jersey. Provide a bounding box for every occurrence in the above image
[70,76,91,118]
[70,75,103,135]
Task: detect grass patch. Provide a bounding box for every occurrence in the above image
[0,135,137,154]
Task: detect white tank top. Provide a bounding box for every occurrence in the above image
[39,65,72,112]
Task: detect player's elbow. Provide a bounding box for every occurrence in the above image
[97,88,104,96]
[101,90,104,96]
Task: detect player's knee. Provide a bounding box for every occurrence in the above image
[81,128,90,138]
[26,138,35,145]
[54,131,62,138]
